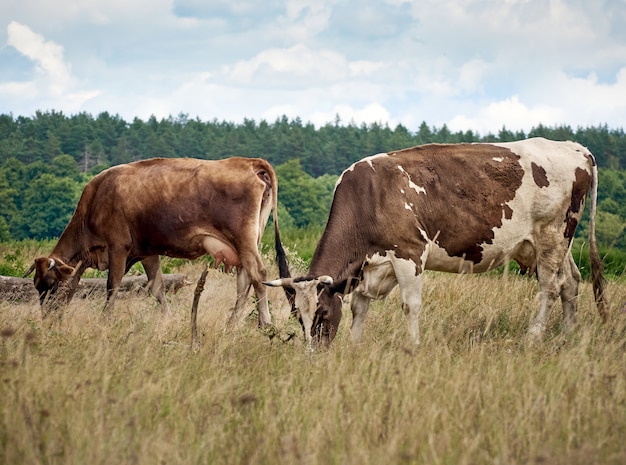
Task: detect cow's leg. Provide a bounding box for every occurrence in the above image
[141,256,171,315]
[228,267,253,327]
[104,250,128,313]
[399,275,424,346]
[252,280,271,327]
[351,257,398,342]
[392,257,424,346]
[528,237,569,341]
[235,250,271,327]
[558,252,581,332]
[350,292,372,343]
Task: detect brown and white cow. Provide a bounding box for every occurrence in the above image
[26,156,291,327]
[265,138,608,347]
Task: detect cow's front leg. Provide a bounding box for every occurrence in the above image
[350,292,372,343]
[393,258,424,347]
[104,252,127,314]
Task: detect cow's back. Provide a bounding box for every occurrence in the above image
[78,157,272,259]
[322,138,594,276]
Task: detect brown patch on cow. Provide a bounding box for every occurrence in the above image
[391,144,524,265]
[503,204,513,220]
[564,167,591,239]
[531,162,549,188]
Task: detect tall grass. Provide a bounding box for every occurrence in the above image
[1,258,625,465]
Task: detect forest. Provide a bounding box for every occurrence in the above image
[0,110,625,259]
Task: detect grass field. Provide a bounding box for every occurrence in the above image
[1,257,626,465]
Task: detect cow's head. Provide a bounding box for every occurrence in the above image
[264,275,343,348]
[25,257,75,306]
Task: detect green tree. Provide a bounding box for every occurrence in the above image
[13,173,81,239]
[52,154,82,181]
[276,160,336,228]
[0,171,18,233]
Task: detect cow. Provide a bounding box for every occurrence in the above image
[25,156,291,328]
[265,138,609,348]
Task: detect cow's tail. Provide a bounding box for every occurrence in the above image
[269,164,296,308]
[588,162,609,322]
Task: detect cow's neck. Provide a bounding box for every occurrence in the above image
[309,223,372,294]
[50,219,84,267]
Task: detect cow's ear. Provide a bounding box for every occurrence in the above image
[56,264,75,281]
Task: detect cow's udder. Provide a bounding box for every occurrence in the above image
[202,236,241,268]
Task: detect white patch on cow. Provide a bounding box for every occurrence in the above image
[357,252,400,299]
[492,157,504,162]
[404,202,413,211]
[410,181,426,195]
[336,152,388,188]
[397,165,426,195]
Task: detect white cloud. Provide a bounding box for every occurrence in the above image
[6,21,71,94]
[220,44,385,87]
[448,96,561,134]
[1,21,99,111]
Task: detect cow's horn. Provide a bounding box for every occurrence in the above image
[263,278,294,287]
[23,263,36,278]
[318,275,333,285]
[48,258,56,270]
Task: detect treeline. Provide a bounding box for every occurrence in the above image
[2,111,626,175]
[0,111,625,254]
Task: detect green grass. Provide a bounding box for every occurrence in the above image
[1,259,626,465]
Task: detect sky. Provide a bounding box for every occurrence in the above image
[1,0,625,135]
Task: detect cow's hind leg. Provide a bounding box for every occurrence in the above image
[558,252,581,332]
[228,266,272,328]
[252,280,271,327]
[233,250,271,327]
[227,267,253,328]
[528,235,570,342]
[141,256,171,315]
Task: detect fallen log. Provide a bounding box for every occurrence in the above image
[0,274,189,302]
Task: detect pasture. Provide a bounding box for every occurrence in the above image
[1,250,626,464]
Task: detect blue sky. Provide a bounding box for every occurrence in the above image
[1,0,625,135]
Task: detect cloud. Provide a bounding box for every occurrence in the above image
[217,44,387,91]
[173,0,284,19]
[1,21,99,111]
[447,67,626,134]
[6,21,71,94]
[448,96,561,134]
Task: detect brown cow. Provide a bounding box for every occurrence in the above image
[26,157,290,328]
[265,138,608,348]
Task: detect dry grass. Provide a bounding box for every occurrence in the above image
[1,265,625,465]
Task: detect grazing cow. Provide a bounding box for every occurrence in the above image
[26,157,290,327]
[265,138,608,347]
